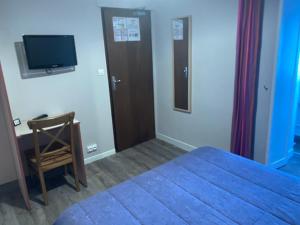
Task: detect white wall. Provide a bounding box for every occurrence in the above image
[151,0,282,158]
[0,0,158,185]
[0,0,116,184]
[254,0,281,163]
[151,0,238,151]
[0,0,285,185]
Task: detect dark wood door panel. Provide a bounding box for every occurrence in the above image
[102,8,155,151]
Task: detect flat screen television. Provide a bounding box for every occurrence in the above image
[23,35,78,69]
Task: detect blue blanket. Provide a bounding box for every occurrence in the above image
[54,147,300,225]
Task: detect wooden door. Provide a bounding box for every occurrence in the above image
[0,63,31,209]
[102,8,155,152]
[173,17,192,112]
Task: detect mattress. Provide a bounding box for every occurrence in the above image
[54,147,300,225]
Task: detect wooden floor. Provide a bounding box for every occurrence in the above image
[0,139,186,225]
[279,154,300,177]
[278,143,300,177]
[1,139,299,225]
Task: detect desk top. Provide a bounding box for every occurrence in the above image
[15,119,80,137]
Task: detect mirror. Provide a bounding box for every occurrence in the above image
[173,16,192,113]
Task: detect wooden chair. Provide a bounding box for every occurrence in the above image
[27,112,80,205]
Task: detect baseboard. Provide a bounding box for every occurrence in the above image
[84,149,116,165]
[270,148,294,168]
[157,133,197,152]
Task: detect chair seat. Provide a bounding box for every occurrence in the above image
[29,146,73,172]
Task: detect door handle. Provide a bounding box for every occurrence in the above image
[184,66,188,79]
[112,75,122,91]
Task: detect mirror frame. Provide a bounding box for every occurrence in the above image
[172,16,192,113]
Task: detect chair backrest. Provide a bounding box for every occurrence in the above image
[27,112,75,164]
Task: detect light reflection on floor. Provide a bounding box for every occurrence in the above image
[278,144,300,177]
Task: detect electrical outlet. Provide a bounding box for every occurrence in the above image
[87,144,98,154]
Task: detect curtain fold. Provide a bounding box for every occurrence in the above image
[231,0,265,159]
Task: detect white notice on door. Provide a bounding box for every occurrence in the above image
[112,17,141,42]
[126,17,141,41]
[173,19,184,40]
[113,17,128,42]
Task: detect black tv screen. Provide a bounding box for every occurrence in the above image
[23,35,78,69]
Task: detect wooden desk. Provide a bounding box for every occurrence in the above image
[0,64,87,209]
[15,119,80,137]
[15,119,87,209]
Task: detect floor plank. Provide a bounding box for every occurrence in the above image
[0,139,186,225]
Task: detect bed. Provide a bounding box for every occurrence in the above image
[54,147,300,225]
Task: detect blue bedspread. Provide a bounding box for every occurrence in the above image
[54,147,300,225]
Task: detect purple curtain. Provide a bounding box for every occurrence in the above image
[231,0,264,159]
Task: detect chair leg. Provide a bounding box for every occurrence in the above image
[71,161,80,192]
[38,169,48,205]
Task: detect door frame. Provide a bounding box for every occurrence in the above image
[101,7,119,151]
[266,20,300,167]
